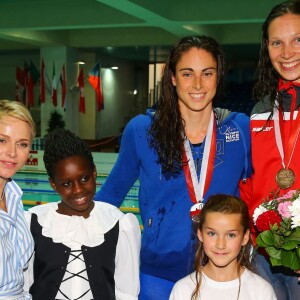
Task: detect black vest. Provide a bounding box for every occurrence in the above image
[29,213,119,300]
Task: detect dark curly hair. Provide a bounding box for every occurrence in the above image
[148,35,225,174]
[253,0,300,104]
[43,128,95,179]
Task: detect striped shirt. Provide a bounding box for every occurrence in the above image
[0,180,33,299]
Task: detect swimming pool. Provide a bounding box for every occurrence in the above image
[15,169,143,230]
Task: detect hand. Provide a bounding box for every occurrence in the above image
[295,269,300,281]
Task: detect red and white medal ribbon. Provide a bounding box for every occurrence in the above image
[274,98,300,170]
[183,111,216,219]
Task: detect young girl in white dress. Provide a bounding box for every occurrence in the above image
[169,194,277,300]
[25,128,141,300]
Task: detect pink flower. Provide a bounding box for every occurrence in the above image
[278,201,292,218]
[277,190,296,201]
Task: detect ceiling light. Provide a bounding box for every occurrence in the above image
[75,59,85,65]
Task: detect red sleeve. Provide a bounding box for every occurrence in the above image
[239,176,253,208]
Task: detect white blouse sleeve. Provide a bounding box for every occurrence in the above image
[114,213,141,300]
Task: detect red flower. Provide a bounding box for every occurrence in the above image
[256,210,282,232]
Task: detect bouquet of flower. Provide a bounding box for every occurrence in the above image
[253,190,300,270]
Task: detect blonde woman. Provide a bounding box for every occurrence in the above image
[0,100,35,299]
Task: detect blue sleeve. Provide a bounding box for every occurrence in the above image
[241,114,252,179]
[232,113,252,179]
[94,117,141,207]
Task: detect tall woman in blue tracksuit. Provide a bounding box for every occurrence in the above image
[95,35,252,300]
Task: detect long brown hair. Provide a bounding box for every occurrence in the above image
[148,35,225,174]
[192,194,253,300]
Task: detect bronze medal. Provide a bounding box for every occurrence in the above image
[276,168,295,189]
[190,202,204,222]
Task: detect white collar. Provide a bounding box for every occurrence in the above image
[29,201,123,248]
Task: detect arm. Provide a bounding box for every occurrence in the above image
[95,118,141,207]
[233,114,253,204]
[239,176,253,207]
[114,213,141,300]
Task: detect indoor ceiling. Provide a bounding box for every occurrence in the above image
[0,0,283,63]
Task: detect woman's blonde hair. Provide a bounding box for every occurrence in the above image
[0,99,36,140]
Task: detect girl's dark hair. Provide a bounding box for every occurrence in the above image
[192,194,253,300]
[43,128,95,179]
[253,0,300,104]
[148,35,225,174]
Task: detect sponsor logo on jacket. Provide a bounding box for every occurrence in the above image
[220,125,240,143]
[252,126,273,132]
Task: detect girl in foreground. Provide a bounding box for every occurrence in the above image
[25,129,141,300]
[169,195,277,300]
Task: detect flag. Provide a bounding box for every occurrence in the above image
[40,59,45,103]
[88,61,104,111]
[77,68,85,113]
[16,67,25,102]
[60,64,67,108]
[23,61,29,106]
[27,73,34,107]
[51,62,57,107]
[29,60,40,84]
[27,61,40,107]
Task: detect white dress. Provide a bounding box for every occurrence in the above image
[24,201,141,300]
[169,268,277,300]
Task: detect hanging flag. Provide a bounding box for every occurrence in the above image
[27,73,34,107]
[40,59,45,103]
[16,67,25,102]
[29,60,40,84]
[27,61,40,107]
[77,68,85,113]
[88,61,104,111]
[23,61,29,106]
[60,64,67,109]
[51,62,57,107]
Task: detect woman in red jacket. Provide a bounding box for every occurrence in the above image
[250,1,300,299]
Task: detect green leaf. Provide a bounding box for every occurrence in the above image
[256,231,274,247]
[266,247,281,259]
[270,256,281,267]
[282,217,290,227]
[282,241,297,250]
[286,229,300,243]
[273,233,284,247]
[281,250,300,270]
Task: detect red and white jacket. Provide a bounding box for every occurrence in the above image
[249,89,300,218]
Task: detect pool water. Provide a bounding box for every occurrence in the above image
[14,170,143,230]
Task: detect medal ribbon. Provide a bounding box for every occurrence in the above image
[183,111,216,217]
[274,80,300,169]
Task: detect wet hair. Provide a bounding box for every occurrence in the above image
[0,99,36,140]
[43,128,95,179]
[253,0,300,104]
[192,194,253,300]
[149,35,225,174]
